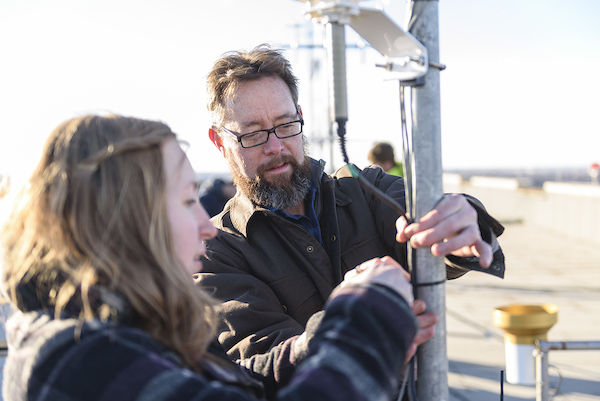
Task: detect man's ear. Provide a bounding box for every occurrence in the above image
[208,127,226,157]
[297,104,303,117]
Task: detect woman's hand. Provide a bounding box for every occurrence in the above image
[342,256,413,305]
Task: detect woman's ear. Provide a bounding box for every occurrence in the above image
[208,128,226,157]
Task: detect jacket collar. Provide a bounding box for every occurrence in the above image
[222,157,353,237]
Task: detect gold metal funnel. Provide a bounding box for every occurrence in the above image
[493,304,558,344]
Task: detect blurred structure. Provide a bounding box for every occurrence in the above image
[589,162,599,185]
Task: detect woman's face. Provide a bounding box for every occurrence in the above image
[162,138,217,275]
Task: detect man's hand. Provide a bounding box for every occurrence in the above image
[395,194,492,268]
[404,299,438,363]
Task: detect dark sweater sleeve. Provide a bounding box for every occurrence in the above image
[276,283,418,401]
[240,283,417,401]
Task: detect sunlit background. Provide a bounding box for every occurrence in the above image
[1,0,600,212]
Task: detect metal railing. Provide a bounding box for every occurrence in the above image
[535,340,600,401]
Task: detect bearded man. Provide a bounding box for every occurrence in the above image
[196,45,505,370]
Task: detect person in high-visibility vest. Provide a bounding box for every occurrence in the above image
[368,142,404,177]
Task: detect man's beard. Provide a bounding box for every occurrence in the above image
[227,152,312,211]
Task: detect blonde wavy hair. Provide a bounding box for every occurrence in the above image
[1,114,218,371]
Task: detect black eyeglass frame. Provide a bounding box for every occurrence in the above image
[219,118,304,149]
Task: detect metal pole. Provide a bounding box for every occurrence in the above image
[325,22,349,165]
[406,1,449,400]
[534,347,550,401]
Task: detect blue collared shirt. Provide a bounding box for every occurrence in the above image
[270,181,322,244]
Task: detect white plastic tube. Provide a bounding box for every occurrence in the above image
[504,342,536,385]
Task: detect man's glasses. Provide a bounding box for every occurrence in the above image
[220,119,304,148]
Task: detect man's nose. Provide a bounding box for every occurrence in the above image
[263,132,284,155]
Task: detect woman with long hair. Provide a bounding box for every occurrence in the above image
[1,114,418,401]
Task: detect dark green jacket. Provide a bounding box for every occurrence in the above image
[197,158,504,360]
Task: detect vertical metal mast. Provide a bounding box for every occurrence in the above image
[406,1,449,400]
[294,1,448,399]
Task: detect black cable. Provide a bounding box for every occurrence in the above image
[356,173,411,223]
[336,118,350,165]
[337,84,419,401]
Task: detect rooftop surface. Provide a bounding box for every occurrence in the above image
[446,222,600,400]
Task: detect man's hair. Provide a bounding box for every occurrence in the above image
[1,114,217,372]
[207,43,299,127]
[368,142,396,164]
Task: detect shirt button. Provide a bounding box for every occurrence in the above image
[282,305,288,313]
[306,245,314,253]
[330,235,336,242]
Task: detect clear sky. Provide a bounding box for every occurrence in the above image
[1,0,599,193]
